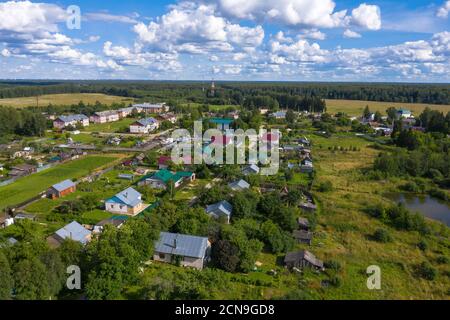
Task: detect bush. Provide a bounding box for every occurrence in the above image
[324,260,342,272]
[416,262,437,280]
[417,240,428,251]
[436,256,449,264]
[372,228,393,243]
[317,181,333,192]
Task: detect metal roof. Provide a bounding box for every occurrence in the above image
[206,200,233,217]
[133,103,166,109]
[154,232,209,259]
[51,179,75,192]
[210,118,234,125]
[228,179,250,190]
[57,114,88,123]
[106,187,142,207]
[135,117,159,126]
[55,221,91,245]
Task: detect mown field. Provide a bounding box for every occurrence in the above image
[83,117,138,133]
[0,93,134,108]
[326,99,450,116]
[0,154,124,210]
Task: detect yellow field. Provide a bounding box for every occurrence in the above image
[0,93,135,108]
[326,99,450,116]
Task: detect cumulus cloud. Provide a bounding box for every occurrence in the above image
[85,12,139,24]
[133,4,264,54]
[211,0,381,30]
[351,3,381,30]
[343,29,362,39]
[437,1,450,18]
[300,29,326,40]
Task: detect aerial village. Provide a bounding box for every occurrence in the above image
[0,99,421,272]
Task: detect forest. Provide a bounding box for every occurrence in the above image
[1,81,449,106]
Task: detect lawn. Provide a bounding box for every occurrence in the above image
[0,155,122,210]
[83,118,138,133]
[325,99,450,116]
[0,93,134,108]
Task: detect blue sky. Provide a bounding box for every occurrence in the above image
[0,0,449,81]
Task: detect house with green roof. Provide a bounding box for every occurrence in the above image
[138,169,195,189]
[210,118,233,131]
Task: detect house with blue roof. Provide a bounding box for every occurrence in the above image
[396,108,412,119]
[105,187,147,216]
[206,200,233,224]
[153,232,211,270]
[47,179,76,199]
[47,221,91,247]
[130,117,160,134]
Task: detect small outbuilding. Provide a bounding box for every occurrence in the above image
[284,250,324,271]
[47,179,76,199]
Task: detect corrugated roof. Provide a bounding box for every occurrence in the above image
[210,118,234,125]
[135,117,158,126]
[57,114,88,123]
[228,179,250,190]
[154,232,209,259]
[55,221,91,245]
[206,200,233,217]
[106,187,142,207]
[51,179,75,192]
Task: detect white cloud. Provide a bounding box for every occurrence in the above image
[133,4,264,54]
[437,1,450,18]
[270,38,329,63]
[351,3,381,30]
[89,36,101,43]
[1,48,11,57]
[300,29,326,40]
[343,29,362,39]
[210,55,219,61]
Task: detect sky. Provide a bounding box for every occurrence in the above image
[0,0,449,82]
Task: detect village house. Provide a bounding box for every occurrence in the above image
[228,179,250,191]
[298,217,310,231]
[270,111,287,119]
[299,202,317,212]
[284,250,324,271]
[130,117,159,134]
[93,216,128,233]
[300,158,314,173]
[242,164,260,175]
[210,118,234,131]
[89,110,120,124]
[46,179,76,199]
[8,164,37,177]
[53,114,89,129]
[158,113,178,124]
[133,103,168,114]
[206,200,233,224]
[139,169,195,189]
[153,232,211,270]
[105,187,147,216]
[47,221,92,247]
[118,106,143,118]
[293,230,313,245]
[396,108,413,119]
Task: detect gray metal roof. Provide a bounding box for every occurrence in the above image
[206,200,233,217]
[57,114,88,123]
[135,117,158,126]
[243,164,260,174]
[51,179,75,192]
[110,187,142,207]
[228,179,250,191]
[55,221,91,245]
[133,103,166,109]
[154,232,209,259]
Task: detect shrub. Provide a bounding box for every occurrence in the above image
[436,256,449,264]
[372,228,393,243]
[417,240,428,251]
[324,260,342,272]
[317,181,333,192]
[416,262,437,280]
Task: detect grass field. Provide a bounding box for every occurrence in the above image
[0,155,123,210]
[0,93,134,108]
[326,99,450,116]
[83,118,138,133]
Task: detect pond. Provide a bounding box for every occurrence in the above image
[386,193,450,227]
